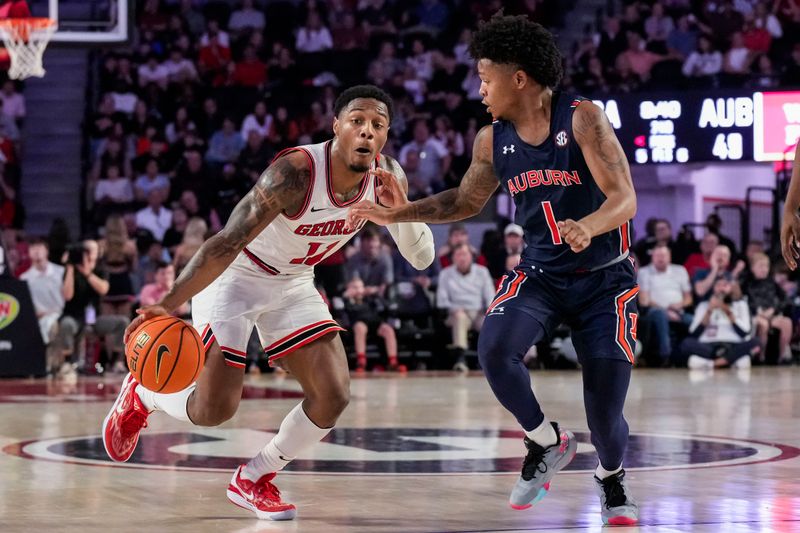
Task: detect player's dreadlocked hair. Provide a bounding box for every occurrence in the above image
[469,13,563,89]
[334,85,394,122]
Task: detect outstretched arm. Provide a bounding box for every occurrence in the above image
[377,156,435,270]
[348,125,498,226]
[125,152,310,339]
[559,102,637,253]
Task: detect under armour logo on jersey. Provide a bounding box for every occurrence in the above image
[502,145,515,154]
[555,130,569,148]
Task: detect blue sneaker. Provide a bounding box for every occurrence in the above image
[509,422,577,510]
[594,469,639,526]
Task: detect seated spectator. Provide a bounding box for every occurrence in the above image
[436,243,496,372]
[615,31,665,83]
[238,129,273,184]
[228,0,265,34]
[137,54,169,90]
[705,213,738,258]
[161,206,188,254]
[139,261,190,315]
[173,217,207,275]
[269,106,300,151]
[682,35,722,86]
[136,190,172,242]
[100,214,138,318]
[638,245,693,364]
[644,2,674,53]
[230,45,267,88]
[0,80,24,123]
[438,223,483,268]
[134,158,169,202]
[633,218,673,267]
[667,14,698,59]
[392,238,439,318]
[164,47,198,85]
[742,13,771,53]
[206,117,244,165]
[341,277,403,373]
[94,165,133,218]
[398,120,450,194]
[241,101,273,141]
[346,228,393,297]
[198,23,231,86]
[20,238,66,374]
[332,12,366,50]
[295,11,333,54]
[684,232,719,278]
[681,277,758,369]
[693,244,744,300]
[742,253,793,363]
[749,53,780,88]
[57,240,129,375]
[722,32,753,84]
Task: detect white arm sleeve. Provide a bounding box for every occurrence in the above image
[387,222,435,270]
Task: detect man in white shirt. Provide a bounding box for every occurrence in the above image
[20,239,67,373]
[0,80,24,121]
[638,245,692,364]
[437,242,496,371]
[136,190,173,242]
[680,277,758,369]
[295,11,333,53]
[229,0,265,33]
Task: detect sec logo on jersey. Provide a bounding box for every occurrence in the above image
[555,130,569,148]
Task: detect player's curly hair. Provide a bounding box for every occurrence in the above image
[334,85,394,122]
[469,13,563,89]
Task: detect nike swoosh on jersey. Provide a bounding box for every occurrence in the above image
[309,206,328,212]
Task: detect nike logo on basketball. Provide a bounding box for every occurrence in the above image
[155,345,170,384]
[310,206,328,212]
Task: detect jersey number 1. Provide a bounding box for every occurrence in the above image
[541,201,562,245]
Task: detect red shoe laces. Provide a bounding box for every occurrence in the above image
[120,407,148,434]
[254,478,282,502]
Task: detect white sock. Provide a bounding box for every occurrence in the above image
[136,384,195,423]
[242,402,332,481]
[525,418,558,448]
[595,462,622,480]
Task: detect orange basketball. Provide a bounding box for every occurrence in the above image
[125,316,205,394]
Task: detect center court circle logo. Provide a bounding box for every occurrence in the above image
[6,428,799,475]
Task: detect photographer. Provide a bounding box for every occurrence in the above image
[55,240,128,376]
[680,277,758,369]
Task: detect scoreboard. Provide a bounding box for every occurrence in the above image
[591,90,800,164]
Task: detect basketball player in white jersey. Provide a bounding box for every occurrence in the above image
[102,85,435,520]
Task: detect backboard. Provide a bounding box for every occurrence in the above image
[27,0,130,44]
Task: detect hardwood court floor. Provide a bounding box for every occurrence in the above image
[2,367,800,532]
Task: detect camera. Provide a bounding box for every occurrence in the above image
[66,244,87,265]
[722,294,733,305]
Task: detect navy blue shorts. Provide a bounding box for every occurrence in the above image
[485,257,639,363]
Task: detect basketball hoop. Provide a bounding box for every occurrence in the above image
[0,18,56,80]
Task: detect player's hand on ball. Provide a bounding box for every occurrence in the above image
[346,200,396,230]
[557,219,592,253]
[372,167,409,208]
[124,305,170,343]
[780,211,800,270]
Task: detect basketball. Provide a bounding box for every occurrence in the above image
[125,316,204,394]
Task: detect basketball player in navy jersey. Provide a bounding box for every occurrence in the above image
[348,14,639,525]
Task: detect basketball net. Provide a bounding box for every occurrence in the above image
[0,18,56,80]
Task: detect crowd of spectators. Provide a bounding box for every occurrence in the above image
[4,0,800,375]
[570,0,800,93]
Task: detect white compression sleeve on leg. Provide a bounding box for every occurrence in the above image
[243,402,332,480]
[387,222,435,270]
[137,384,195,423]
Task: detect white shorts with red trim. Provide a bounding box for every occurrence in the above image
[191,261,343,368]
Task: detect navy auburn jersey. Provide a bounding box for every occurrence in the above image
[493,91,632,273]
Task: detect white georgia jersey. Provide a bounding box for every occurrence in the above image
[237,140,376,278]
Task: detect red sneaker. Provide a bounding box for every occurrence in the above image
[102,373,150,462]
[227,465,297,520]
